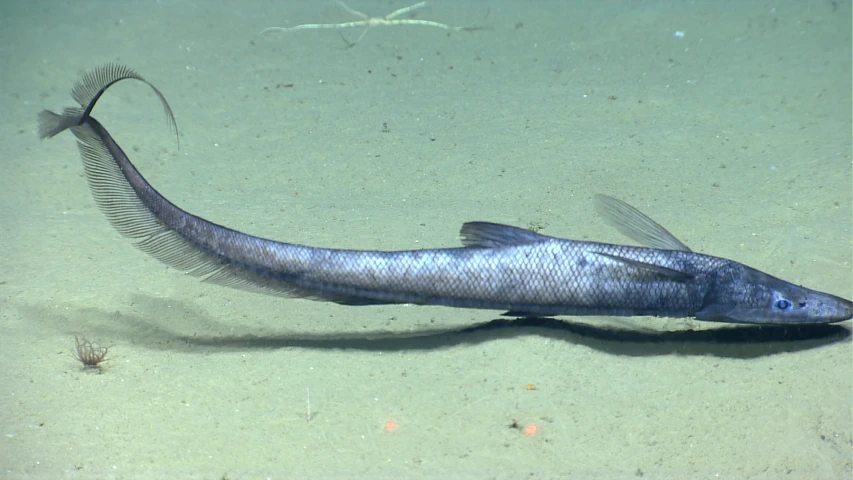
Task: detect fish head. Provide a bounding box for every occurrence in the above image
[696,264,853,324]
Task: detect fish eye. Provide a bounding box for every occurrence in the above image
[775,299,792,310]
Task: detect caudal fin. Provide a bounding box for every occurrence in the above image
[37,107,85,139]
[36,63,178,144]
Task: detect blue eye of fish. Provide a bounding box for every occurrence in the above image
[775,299,792,310]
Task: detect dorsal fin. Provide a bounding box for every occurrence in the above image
[594,194,691,252]
[460,222,553,248]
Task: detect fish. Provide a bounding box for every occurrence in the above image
[37,64,853,325]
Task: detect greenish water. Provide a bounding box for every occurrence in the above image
[1,1,850,478]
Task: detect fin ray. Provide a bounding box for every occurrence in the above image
[594,251,694,281]
[594,194,691,252]
[460,222,553,248]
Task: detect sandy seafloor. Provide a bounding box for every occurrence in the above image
[1,1,851,478]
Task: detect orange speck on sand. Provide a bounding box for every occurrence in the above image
[384,420,398,432]
[523,424,538,436]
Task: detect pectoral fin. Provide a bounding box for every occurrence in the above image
[694,302,737,322]
[595,252,695,282]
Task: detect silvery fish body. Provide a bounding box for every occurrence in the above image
[37,64,853,325]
